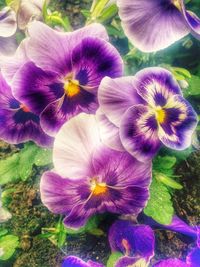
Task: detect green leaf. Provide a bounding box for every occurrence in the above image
[153,156,176,171]
[155,172,183,190]
[144,179,174,224]
[91,0,109,19]
[0,153,20,185]
[0,229,8,237]
[0,235,19,260]
[0,143,52,184]
[98,4,118,23]
[106,252,123,267]
[185,75,200,96]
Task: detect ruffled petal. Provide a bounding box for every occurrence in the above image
[96,109,124,152]
[158,95,198,150]
[62,256,89,267]
[40,171,91,215]
[0,7,17,37]
[27,21,109,74]
[133,67,182,107]
[120,105,161,162]
[0,36,17,56]
[53,113,102,179]
[98,76,144,127]
[117,0,190,52]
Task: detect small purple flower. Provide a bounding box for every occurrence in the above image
[62,256,104,267]
[40,113,152,229]
[109,219,155,267]
[98,67,198,162]
[117,0,200,52]
[11,21,123,136]
[0,72,53,147]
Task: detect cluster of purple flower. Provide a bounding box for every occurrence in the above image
[0,0,199,266]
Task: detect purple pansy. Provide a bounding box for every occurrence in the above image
[0,72,53,147]
[117,0,200,52]
[62,256,104,267]
[11,21,123,136]
[98,67,198,162]
[40,113,151,229]
[109,219,155,267]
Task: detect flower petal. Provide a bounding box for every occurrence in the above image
[186,248,200,267]
[40,171,91,215]
[133,67,182,107]
[109,220,155,260]
[0,36,17,56]
[153,259,187,267]
[53,113,101,179]
[180,0,200,39]
[62,256,89,267]
[98,76,144,127]
[0,7,17,37]
[12,61,60,115]
[120,105,161,162]
[40,90,98,136]
[27,21,109,74]
[117,0,190,52]
[96,109,124,152]
[158,95,198,150]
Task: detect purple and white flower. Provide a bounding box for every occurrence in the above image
[109,219,155,267]
[98,67,198,162]
[62,256,104,267]
[117,0,200,52]
[10,21,123,136]
[0,72,53,147]
[40,113,152,229]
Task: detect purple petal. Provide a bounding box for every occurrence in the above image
[98,76,144,127]
[141,215,200,242]
[27,21,109,74]
[186,248,200,267]
[53,113,102,179]
[62,256,104,267]
[158,95,198,150]
[0,7,17,37]
[96,109,124,152]
[117,0,190,52]
[109,220,155,260]
[132,67,182,106]
[40,88,98,137]
[40,171,91,215]
[153,259,188,267]
[119,105,161,162]
[180,0,200,39]
[0,72,53,147]
[12,61,60,115]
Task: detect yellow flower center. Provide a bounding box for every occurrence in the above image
[90,179,108,196]
[155,107,166,124]
[64,79,80,98]
[172,0,182,11]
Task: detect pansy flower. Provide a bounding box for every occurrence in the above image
[109,219,155,267]
[98,67,198,162]
[40,113,151,229]
[117,0,200,52]
[11,21,123,136]
[62,256,104,267]
[0,72,52,147]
